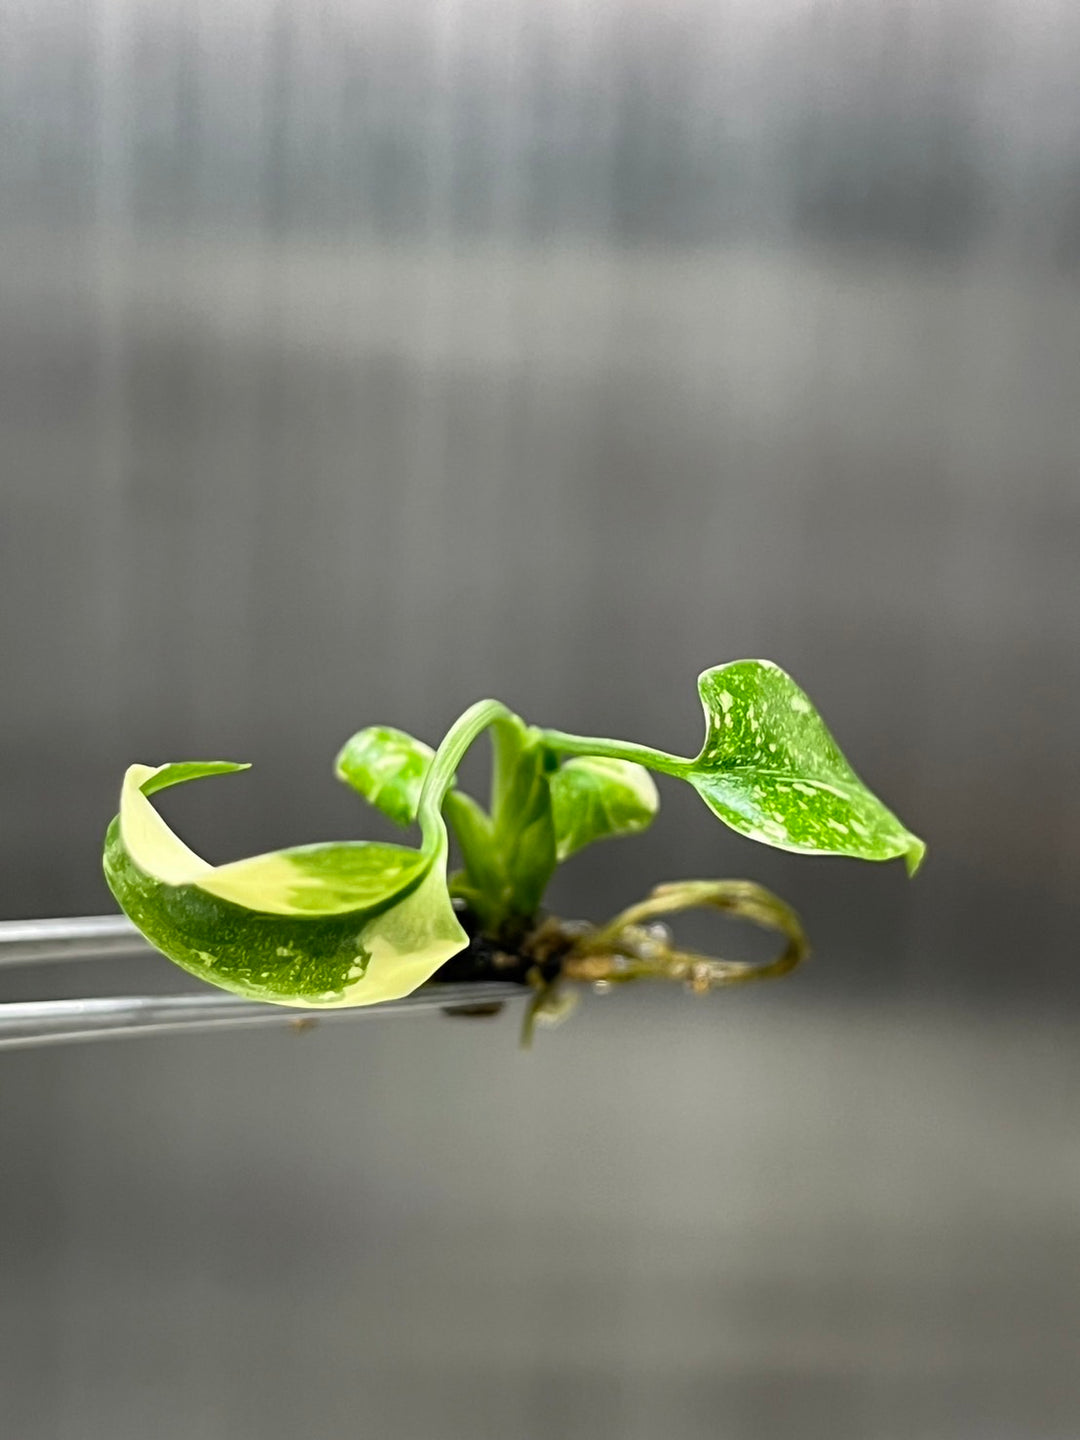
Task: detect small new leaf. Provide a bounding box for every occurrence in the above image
[335,726,434,827]
[550,757,659,862]
[688,660,925,873]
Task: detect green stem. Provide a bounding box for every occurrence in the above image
[418,699,516,844]
[539,728,690,777]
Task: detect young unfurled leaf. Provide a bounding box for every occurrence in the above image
[550,757,659,861]
[103,762,467,1006]
[443,789,501,913]
[489,720,558,927]
[687,660,925,873]
[335,726,435,828]
[442,717,559,942]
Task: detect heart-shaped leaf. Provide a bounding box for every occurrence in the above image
[550,757,659,861]
[103,762,467,1006]
[688,660,925,872]
[335,726,435,827]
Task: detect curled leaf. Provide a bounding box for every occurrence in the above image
[103,762,467,1007]
[688,661,925,873]
[550,756,659,861]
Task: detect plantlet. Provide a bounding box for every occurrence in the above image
[103,660,924,1033]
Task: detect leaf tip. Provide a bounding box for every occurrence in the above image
[904,835,927,877]
[134,760,252,798]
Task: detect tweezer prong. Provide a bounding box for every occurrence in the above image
[0,914,150,967]
[0,915,526,1050]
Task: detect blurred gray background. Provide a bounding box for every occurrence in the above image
[2,0,1079,1436]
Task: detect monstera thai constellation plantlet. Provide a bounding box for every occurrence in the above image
[103,661,924,1039]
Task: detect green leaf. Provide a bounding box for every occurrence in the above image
[335,726,435,827]
[103,762,467,1006]
[688,660,925,873]
[550,757,659,861]
[139,760,252,797]
[443,789,501,900]
[489,719,558,932]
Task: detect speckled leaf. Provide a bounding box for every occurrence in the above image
[335,726,435,828]
[688,661,925,872]
[550,757,659,861]
[103,762,467,1006]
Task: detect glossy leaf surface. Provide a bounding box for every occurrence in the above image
[489,720,558,926]
[103,763,467,1006]
[335,726,435,827]
[687,660,925,872]
[550,757,659,861]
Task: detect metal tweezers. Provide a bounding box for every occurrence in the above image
[0,915,527,1051]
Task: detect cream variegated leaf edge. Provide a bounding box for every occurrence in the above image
[104,762,468,1007]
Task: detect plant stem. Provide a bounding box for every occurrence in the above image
[539,728,690,777]
[418,699,516,843]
